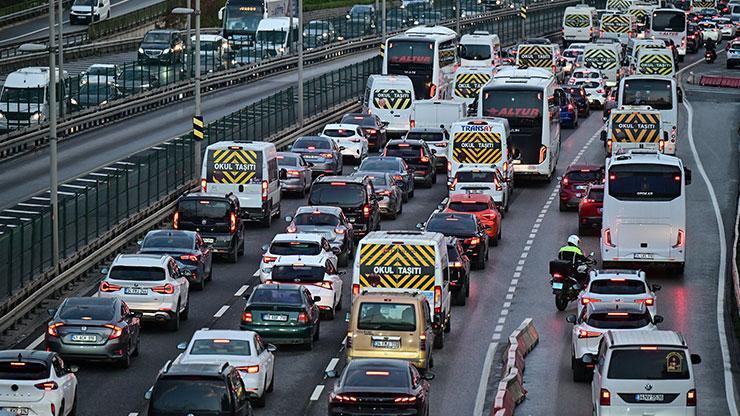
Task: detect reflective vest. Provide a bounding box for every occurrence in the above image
[559,245,584,256]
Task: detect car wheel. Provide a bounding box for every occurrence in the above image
[253,385,267,408]
[432,172,437,184]
[424,176,433,188]
[181,297,190,321]
[324,306,336,321]
[313,321,320,341]
[402,190,409,203]
[387,206,398,220]
[409,187,415,198]
[452,288,466,306]
[572,355,592,382]
[336,293,343,311]
[117,348,131,369]
[207,266,214,281]
[194,275,205,291]
[69,391,78,416]
[267,371,275,393]
[131,335,141,357]
[229,243,238,264]
[166,306,180,331]
[433,330,444,349]
[492,231,499,247]
[474,254,485,270]
[574,118,579,128]
[239,229,246,256]
[559,200,567,212]
[261,206,272,228]
[398,201,403,215]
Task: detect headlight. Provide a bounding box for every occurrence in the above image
[99,100,108,106]
[0,112,5,121]
[278,47,285,53]
[30,112,44,122]
[138,47,144,53]
[70,98,78,105]
[162,48,171,54]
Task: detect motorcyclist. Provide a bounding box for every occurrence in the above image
[558,235,590,287]
[705,37,716,52]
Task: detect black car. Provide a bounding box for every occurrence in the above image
[138,29,185,64]
[72,82,120,108]
[45,297,141,368]
[421,212,488,269]
[147,362,253,416]
[173,193,246,263]
[602,87,619,122]
[384,139,437,188]
[291,136,343,177]
[139,229,214,290]
[562,85,590,117]
[327,358,433,415]
[357,156,414,201]
[446,237,471,306]
[304,20,337,48]
[404,127,449,173]
[309,176,380,240]
[687,22,703,53]
[340,113,389,151]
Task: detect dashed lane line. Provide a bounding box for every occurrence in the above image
[213,305,230,318]
[234,284,250,297]
[309,385,325,401]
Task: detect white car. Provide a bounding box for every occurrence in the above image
[0,350,78,416]
[98,254,190,331]
[575,79,607,108]
[561,47,582,74]
[259,233,339,282]
[80,63,120,85]
[577,269,660,316]
[449,166,510,212]
[699,21,721,42]
[268,258,344,319]
[715,17,737,38]
[174,329,276,407]
[321,123,369,162]
[566,302,662,382]
[568,68,603,85]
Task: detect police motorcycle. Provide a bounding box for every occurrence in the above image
[548,253,596,311]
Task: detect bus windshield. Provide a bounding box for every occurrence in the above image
[225,3,264,33]
[387,39,434,99]
[651,11,685,32]
[622,79,673,110]
[608,163,682,201]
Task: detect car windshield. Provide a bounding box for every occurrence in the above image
[150,379,229,413]
[143,33,171,44]
[309,183,365,206]
[256,30,286,44]
[406,131,445,142]
[566,170,600,182]
[359,159,400,171]
[585,311,652,329]
[455,171,495,182]
[307,21,330,30]
[250,288,303,305]
[293,138,331,150]
[732,43,740,51]
[87,66,117,76]
[0,361,49,380]
[357,302,416,331]
[344,366,408,388]
[385,144,422,158]
[270,241,322,256]
[607,349,690,380]
[564,87,585,96]
[425,214,477,236]
[294,212,340,226]
[0,87,44,104]
[142,234,193,250]
[590,279,646,295]
[448,201,489,212]
[59,300,114,321]
[189,339,251,356]
[323,128,357,138]
[108,266,165,281]
[460,44,492,60]
[178,199,231,220]
[271,265,326,282]
[563,49,580,58]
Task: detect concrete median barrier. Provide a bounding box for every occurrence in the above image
[490,319,539,415]
[699,74,740,88]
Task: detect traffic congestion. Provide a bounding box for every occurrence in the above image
[0,0,738,415]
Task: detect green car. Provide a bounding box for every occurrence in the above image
[240,284,321,350]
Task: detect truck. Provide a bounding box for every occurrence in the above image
[219,0,291,46]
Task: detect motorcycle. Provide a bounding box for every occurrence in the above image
[705,49,716,63]
[548,254,595,311]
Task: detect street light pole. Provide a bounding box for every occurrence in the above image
[48,0,59,270]
[456,0,461,35]
[297,0,304,126]
[382,0,386,43]
[194,0,202,173]
[57,0,65,118]
[185,0,191,79]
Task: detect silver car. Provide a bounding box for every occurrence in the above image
[354,171,403,219]
[285,206,355,266]
[291,136,343,178]
[278,152,312,196]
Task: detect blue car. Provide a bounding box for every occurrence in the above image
[563,85,590,117]
[559,94,579,129]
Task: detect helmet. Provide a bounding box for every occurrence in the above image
[567,235,581,246]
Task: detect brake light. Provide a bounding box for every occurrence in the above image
[419,334,426,350]
[394,395,417,403]
[434,285,441,314]
[469,237,480,245]
[104,324,124,340]
[201,178,207,192]
[673,229,685,248]
[367,129,377,135]
[34,381,58,391]
[180,254,199,262]
[331,394,359,403]
[320,152,334,159]
[635,298,655,306]
[298,311,309,324]
[687,389,697,406]
[352,283,360,297]
[173,211,180,229]
[152,284,175,295]
[377,190,392,196]
[600,389,611,406]
[447,161,451,173]
[236,365,260,374]
[314,281,333,290]
[607,139,613,153]
[47,323,63,337]
[581,297,601,305]
[262,255,278,263]
[410,119,416,128]
[494,177,502,191]
[578,329,602,338]
[568,103,575,111]
[242,311,253,323]
[429,83,437,97]
[420,155,429,163]
[261,180,268,202]
[539,145,547,164]
[659,140,665,153]
[99,281,121,292]
[450,261,463,268]
[229,212,238,233]
[363,205,370,218]
[287,170,300,177]
[287,223,297,233]
[604,228,615,247]
[392,174,403,182]
[563,177,570,186]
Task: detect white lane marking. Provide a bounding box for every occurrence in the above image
[500,309,509,316]
[513,272,521,278]
[492,333,501,341]
[213,305,230,318]
[309,385,325,401]
[27,334,44,349]
[473,342,498,416]
[503,302,511,308]
[234,285,249,297]
[529,233,536,239]
[683,98,739,416]
[507,287,516,293]
[497,317,506,324]
[128,413,138,416]
[325,358,340,373]
[505,293,513,300]
[510,279,519,285]
[252,269,260,278]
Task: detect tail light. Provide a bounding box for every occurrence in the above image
[450,261,463,268]
[104,324,123,340]
[331,394,358,403]
[229,212,238,233]
[539,145,547,164]
[346,331,353,349]
[99,281,121,292]
[503,161,508,173]
[261,180,268,202]
[673,229,685,248]
[363,205,370,218]
[568,103,575,111]
[687,389,697,406]
[377,190,392,196]
[34,381,58,391]
[352,283,360,297]
[242,311,253,323]
[420,155,429,163]
[563,177,570,186]
[298,311,309,324]
[287,223,297,233]
[173,211,180,229]
[419,334,427,350]
[578,329,602,338]
[429,83,437,97]
[367,128,377,135]
[314,281,333,289]
[552,272,564,281]
[262,255,278,263]
[47,323,63,337]
[494,177,502,191]
[394,395,417,403]
[180,254,199,262]
[236,365,260,373]
[447,161,451,173]
[581,297,601,305]
[597,88,605,94]
[433,285,441,314]
[392,174,403,182]
[469,237,480,245]
[600,389,611,406]
[410,119,416,128]
[152,284,175,295]
[320,152,334,159]
[607,139,613,153]
[201,178,207,192]
[604,228,615,247]
[659,140,665,153]
[287,170,300,177]
[334,226,345,234]
[635,298,655,306]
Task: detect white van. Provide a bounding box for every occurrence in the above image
[451,66,494,108]
[563,5,598,45]
[363,75,415,138]
[352,231,451,341]
[588,330,701,416]
[0,67,69,133]
[70,0,111,24]
[635,48,675,77]
[201,141,281,227]
[627,38,666,67]
[448,118,513,212]
[582,43,621,87]
[410,99,467,131]
[459,31,501,67]
[255,17,298,57]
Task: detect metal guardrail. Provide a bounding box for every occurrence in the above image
[89,0,183,40]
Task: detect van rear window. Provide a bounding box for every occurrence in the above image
[385,144,422,158]
[178,200,231,221]
[406,132,445,142]
[607,349,690,380]
[358,302,416,332]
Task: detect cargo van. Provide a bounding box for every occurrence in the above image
[459,31,501,67]
[70,0,111,24]
[363,74,415,138]
[0,67,69,132]
[601,105,668,155]
[410,99,467,131]
[563,5,598,45]
[627,38,665,67]
[600,13,635,44]
[582,43,621,87]
[201,141,281,227]
[635,48,675,77]
[451,66,494,108]
[255,17,298,57]
[516,43,564,82]
[352,231,451,346]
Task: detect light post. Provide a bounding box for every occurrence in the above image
[456,0,461,34]
[57,0,65,118]
[298,0,304,126]
[382,0,386,43]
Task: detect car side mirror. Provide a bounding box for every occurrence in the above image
[600,130,607,142]
[267,344,277,352]
[261,244,269,252]
[581,354,595,364]
[47,308,57,317]
[144,388,153,401]
[588,251,594,257]
[415,222,424,230]
[684,167,692,185]
[284,215,293,223]
[423,372,436,380]
[68,365,79,373]
[339,271,346,276]
[313,295,322,302]
[177,342,187,351]
[382,121,389,126]
[345,312,351,322]
[677,87,684,103]
[339,146,346,151]
[653,315,664,324]
[691,353,702,364]
[218,7,224,20]
[331,246,341,255]
[137,239,143,246]
[566,314,577,324]
[100,267,109,275]
[651,284,662,292]
[353,166,359,171]
[431,148,437,154]
[325,369,339,378]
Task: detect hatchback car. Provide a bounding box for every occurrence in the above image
[304,20,337,48]
[72,81,120,108]
[290,136,343,177]
[560,93,580,129]
[286,206,355,264]
[139,229,213,290]
[340,113,389,151]
[354,171,403,219]
[46,297,141,368]
[321,124,370,163]
[357,156,415,201]
[404,127,450,173]
[563,85,590,117]
[384,139,437,187]
[268,259,344,319]
[240,284,321,349]
[308,176,381,240]
[559,164,603,211]
[727,38,740,68]
[259,233,339,281]
[442,193,501,246]
[327,359,433,415]
[277,152,312,196]
[578,269,660,316]
[578,184,604,235]
[421,212,488,269]
[446,237,471,306]
[575,79,607,108]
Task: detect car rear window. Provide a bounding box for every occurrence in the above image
[323,128,357,138]
[151,379,229,413]
[566,170,601,183]
[142,234,193,250]
[277,155,300,166]
[587,188,604,201]
[293,138,331,150]
[178,199,230,220]
[406,132,445,142]
[340,115,374,126]
[270,241,322,256]
[190,339,251,356]
[250,288,303,305]
[425,214,477,236]
[385,144,422,158]
[108,266,166,281]
[586,312,652,329]
[271,265,326,282]
[448,201,488,212]
[607,349,690,380]
[590,279,646,295]
[359,159,400,171]
[309,183,366,207]
[294,212,340,226]
[59,301,115,321]
[344,367,409,388]
[358,302,416,331]
[0,360,50,380]
[455,171,495,182]
[361,173,388,187]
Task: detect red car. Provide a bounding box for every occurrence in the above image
[559,164,603,211]
[578,184,604,236]
[442,193,502,246]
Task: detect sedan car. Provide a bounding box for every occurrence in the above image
[578,269,660,316]
[562,85,590,117]
[71,81,120,108]
[578,184,604,235]
[715,16,737,37]
[321,123,369,163]
[304,20,337,48]
[285,206,355,265]
[442,193,501,246]
[446,237,471,306]
[340,112,388,151]
[259,233,339,281]
[559,164,603,211]
[574,79,607,108]
[327,358,433,416]
[687,22,703,53]
[404,127,450,172]
[421,212,489,269]
[138,229,213,290]
[268,259,344,319]
[357,156,415,201]
[174,329,276,407]
[291,136,343,177]
[240,284,321,350]
[80,63,121,85]
[559,93,580,129]
[46,297,141,367]
[728,39,740,68]
[354,171,403,219]
[277,152,312,196]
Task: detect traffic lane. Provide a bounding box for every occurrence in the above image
[0,0,166,45]
[210,175,451,416]
[0,50,378,210]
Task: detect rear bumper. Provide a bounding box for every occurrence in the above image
[281,178,305,191]
[240,324,313,344]
[46,338,127,361]
[347,350,427,369]
[240,206,270,221]
[579,215,602,229]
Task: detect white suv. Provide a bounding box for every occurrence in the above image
[98,254,190,331]
[566,302,662,382]
[259,233,339,282]
[321,124,369,162]
[587,330,701,415]
[577,269,660,316]
[267,258,344,319]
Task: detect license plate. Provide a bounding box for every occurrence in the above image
[551,282,564,290]
[575,193,582,198]
[1,408,29,415]
[71,334,97,342]
[635,394,664,402]
[202,237,215,244]
[303,155,319,159]
[349,218,356,223]
[262,314,288,322]
[124,287,149,295]
[576,185,587,190]
[465,189,485,194]
[372,340,400,349]
[634,253,654,260]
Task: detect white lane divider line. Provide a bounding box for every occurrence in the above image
[128,413,138,416]
[310,385,325,401]
[214,305,230,318]
[325,358,340,373]
[497,317,506,324]
[473,342,498,416]
[252,269,260,278]
[234,285,249,297]
[27,334,44,350]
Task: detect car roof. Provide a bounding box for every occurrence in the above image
[448,193,493,203]
[148,29,177,35]
[363,156,402,163]
[387,138,425,146]
[295,135,332,142]
[271,233,324,243]
[254,283,304,292]
[197,34,225,42]
[277,151,302,158]
[63,296,116,306]
[112,253,170,268]
[586,301,647,314]
[181,192,233,202]
[346,358,412,371]
[607,330,687,348]
[191,329,255,343]
[295,205,343,215]
[314,175,366,184]
[591,269,645,281]
[566,164,602,172]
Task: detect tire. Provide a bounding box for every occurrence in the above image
[253,386,267,408]
[572,355,590,382]
[267,371,274,392]
[452,288,466,306]
[555,294,568,311]
[444,316,451,334]
[194,276,205,291]
[117,348,131,369]
[229,243,238,263]
[403,190,409,203]
[313,322,320,341]
[433,330,444,349]
[559,201,567,212]
[492,229,499,247]
[181,297,190,321]
[131,335,140,357]
[474,252,486,270]
[261,206,272,228]
[423,176,433,188]
[387,206,397,220]
[336,294,343,311]
[398,202,403,215]
[409,188,415,198]
[324,307,336,321]
[166,307,181,331]
[69,391,78,416]
[338,251,349,267]
[207,265,214,281]
[239,230,246,256]
[432,172,437,184]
